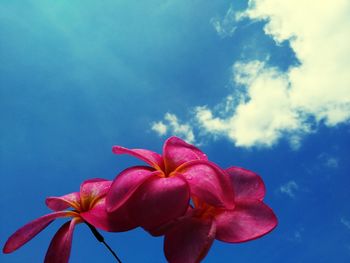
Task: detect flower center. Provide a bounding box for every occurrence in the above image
[155,167,175,178]
[192,197,220,219]
[79,195,102,212]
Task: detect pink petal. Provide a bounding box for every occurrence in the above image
[79,179,112,212]
[80,178,112,196]
[164,216,216,263]
[215,200,278,243]
[106,166,158,212]
[80,198,138,232]
[226,166,265,201]
[44,217,81,263]
[163,136,208,173]
[128,175,190,230]
[3,211,73,253]
[175,160,235,209]
[112,145,164,170]
[46,192,81,211]
[147,206,194,237]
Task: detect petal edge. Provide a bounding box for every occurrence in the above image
[128,175,190,230]
[226,166,265,201]
[176,160,235,209]
[112,146,164,170]
[106,166,157,212]
[164,216,216,263]
[215,200,277,243]
[44,217,81,263]
[163,136,208,173]
[3,211,72,254]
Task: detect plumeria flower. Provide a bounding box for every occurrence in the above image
[106,136,235,231]
[162,167,278,263]
[3,178,136,263]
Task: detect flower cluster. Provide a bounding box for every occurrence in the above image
[3,136,277,263]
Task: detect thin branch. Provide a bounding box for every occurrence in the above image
[85,222,123,263]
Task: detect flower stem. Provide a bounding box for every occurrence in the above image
[85,222,123,263]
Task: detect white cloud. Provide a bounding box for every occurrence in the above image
[151,121,168,136]
[279,180,298,198]
[200,0,350,148]
[196,60,310,147]
[341,217,350,230]
[153,0,350,148]
[151,113,195,143]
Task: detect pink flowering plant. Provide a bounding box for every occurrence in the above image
[3,178,134,262]
[3,136,277,262]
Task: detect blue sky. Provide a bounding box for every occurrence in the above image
[1,0,350,262]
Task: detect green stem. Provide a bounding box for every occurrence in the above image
[85,222,123,263]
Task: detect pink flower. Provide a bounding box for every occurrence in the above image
[3,178,136,263]
[161,167,278,263]
[106,136,235,231]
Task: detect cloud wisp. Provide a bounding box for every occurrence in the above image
[341,217,350,231]
[210,5,237,38]
[152,0,350,148]
[151,113,195,143]
[318,153,340,169]
[279,180,299,198]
